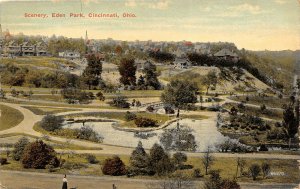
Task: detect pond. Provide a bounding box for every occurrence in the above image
[64,117,227,152]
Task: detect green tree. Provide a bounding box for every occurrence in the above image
[22,140,59,169]
[82,54,103,89]
[203,71,218,94]
[119,58,137,86]
[261,162,271,179]
[12,137,30,161]
[40,114,64,132]
[149,143,174,176]
[129,141,152,175]
[161,80,198,117]
[282,105,298,147]
[249,163,261,180]
[143,62,161,90]
[173,152,187,169]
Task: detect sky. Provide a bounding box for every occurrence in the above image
[0,0,300,50]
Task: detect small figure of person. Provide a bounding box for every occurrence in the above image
[62,174,68,189]
[112,183,117,189]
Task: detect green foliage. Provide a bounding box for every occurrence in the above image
[134,117,157,127]
[149,143,174,176]
[81,54,103,89]
[86,154,99,164]
[102,156,127,176]
[282,105,298,138]
[249,163,261,180]
[109,95,130,108]
[96,91,105,101]
[160,124,197,151]
[0,158,8,165]
[40,114,64,131]
[22,140,59,169]
[161,79,198,109]
[124,111,137,121]
[129,141,152,175]
[61,87,92,104]
[77,125,103,143]
[47,36,85,56]
[12,137,30,161]
[119,58,137,86]
[143,62,161,90]
[173,152,187,168]
[261,162,271,179]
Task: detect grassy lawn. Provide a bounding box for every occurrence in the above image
[229,96,289,109]
[1,56,77,69]
[21,106,78,115]
[0,153,298,184]
[222,102,283,121]
[0,104,24,131]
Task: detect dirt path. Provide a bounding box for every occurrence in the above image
[0,170,298,189]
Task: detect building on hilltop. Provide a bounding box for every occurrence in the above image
[214,48,239,62]
[3,40,48,57]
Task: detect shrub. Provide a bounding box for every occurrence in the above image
[12,137,30,161]
[258,144,268,151]
[149,143,174,176]
[193,168,202,178]
[124,111,137,121]
[40,115,64,132]
[96,91,105,101]
[0,158,7,165]
[249,164,261,180]
[77,125,103,143]
[261,162,271,179]
[134,117,157,127]
[86,154,98,164]
[146,106,155,112]
[173,152,187,169]
[220,179,241,189]
[22,140,59,169]
[109,95,130,108]
[102,156,127,176]
[164,105,175,114]
[61,87,92,104]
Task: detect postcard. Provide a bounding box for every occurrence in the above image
[0,0,299,189]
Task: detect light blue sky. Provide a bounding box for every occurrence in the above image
[0,0,299,50]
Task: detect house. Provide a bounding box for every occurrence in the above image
[214,48,239,62]
[3,40,48,56]
[58,51,81,59]
[173,58,191,69]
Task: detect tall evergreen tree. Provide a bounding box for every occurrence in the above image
[118,58,137,86]
[143,62,161,90]
[82,54,103,89]
[129,141,152,175]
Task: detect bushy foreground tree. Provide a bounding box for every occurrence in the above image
[22,140,59,169]
[102,156,127,176]
[12,137,30,161]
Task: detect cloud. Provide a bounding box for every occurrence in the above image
[228,3,262,15]
[124,0,170,10]
[274,0,287,4]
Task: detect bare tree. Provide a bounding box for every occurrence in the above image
[235,158,246,178]
[202,147,214,175]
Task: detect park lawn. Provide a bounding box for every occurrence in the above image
[1,56,77,69]
[222,102,283,121]
[0,104,24,131]
[27,94,64,102]
[0,153,298,184]
[21,106,78,115]
[229,96,289,109]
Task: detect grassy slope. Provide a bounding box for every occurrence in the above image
[0,104,24,131]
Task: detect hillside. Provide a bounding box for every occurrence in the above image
[159,66,270,93]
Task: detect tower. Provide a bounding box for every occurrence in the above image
[85,30,88,43]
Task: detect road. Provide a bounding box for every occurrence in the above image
[0,170,298,189]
